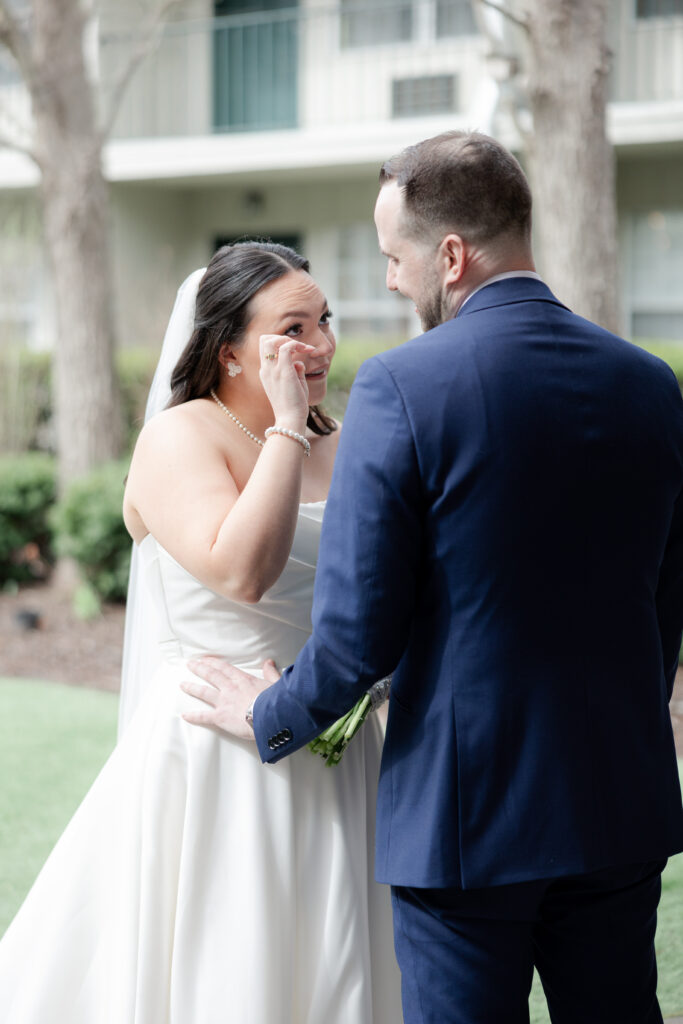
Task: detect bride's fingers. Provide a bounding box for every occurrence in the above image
[263,339,314,353]
[259,335,315,363]
[294,363,308,398]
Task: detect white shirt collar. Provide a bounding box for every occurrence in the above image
[459,271,543,312]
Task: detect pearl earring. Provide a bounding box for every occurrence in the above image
[227,363,242,378]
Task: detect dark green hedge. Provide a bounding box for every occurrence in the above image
[0,453,56,585]
[50,459,132,603]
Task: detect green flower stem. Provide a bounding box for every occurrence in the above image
[307,693,373,766]
[343,694,370,740]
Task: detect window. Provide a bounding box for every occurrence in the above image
[340,0,412,47]
[392,74,458,117]
[340,0,477,47]
[337,224,413,340]
[213,0,298,132]
[628,210,683,340]
[436,0,478,37]
[636,0,683,17]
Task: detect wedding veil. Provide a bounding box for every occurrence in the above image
[118,268,207,737]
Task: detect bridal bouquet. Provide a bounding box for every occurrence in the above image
[307,676,391,765]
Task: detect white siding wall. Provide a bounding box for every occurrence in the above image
[0,191,51,349]
[111,173,417,348]
[617,153,683,340]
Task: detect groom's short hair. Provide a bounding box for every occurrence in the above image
[379,131,532,247]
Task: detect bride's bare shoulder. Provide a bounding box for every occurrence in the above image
[133,400,210,455]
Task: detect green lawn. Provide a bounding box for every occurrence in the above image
[0,678,119,930]
[1,678,681,1017]
[529,832,683,1021]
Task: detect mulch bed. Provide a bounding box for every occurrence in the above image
[1,580,682,758]
[0,581,125,693]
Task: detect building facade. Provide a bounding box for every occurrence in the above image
[1,0,682,350]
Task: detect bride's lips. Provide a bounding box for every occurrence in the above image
[305,366,328,380]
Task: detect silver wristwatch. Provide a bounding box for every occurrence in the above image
[245,700,255,731]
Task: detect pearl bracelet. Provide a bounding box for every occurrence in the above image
[264,426,311,457]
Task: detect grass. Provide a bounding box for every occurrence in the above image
[0,678,681,1017]
[0,678,118,931]
[529,829,683,1021]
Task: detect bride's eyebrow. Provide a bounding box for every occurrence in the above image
[280,300,330,320]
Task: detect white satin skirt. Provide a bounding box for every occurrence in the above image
[0,661,402,1023]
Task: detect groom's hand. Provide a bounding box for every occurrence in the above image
[181,656,280,740]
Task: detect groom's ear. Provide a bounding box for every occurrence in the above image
[439,233,466,286]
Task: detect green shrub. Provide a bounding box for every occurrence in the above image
[328,336,402,391]
[116,348,158,451]
[323,336,403,419]
[0,453,56,585]
[50,459,131,603]
[633,340,683,387]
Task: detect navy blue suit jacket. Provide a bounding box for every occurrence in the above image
[253,277,683,889]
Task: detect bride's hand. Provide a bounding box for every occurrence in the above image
[259,334,313,430]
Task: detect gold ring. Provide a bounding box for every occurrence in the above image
[265,353,277,361]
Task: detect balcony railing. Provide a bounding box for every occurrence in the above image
[1,1,682,150]
[101,1,483,139]
[609,0,683,101]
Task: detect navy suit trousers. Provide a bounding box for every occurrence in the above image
[392,861,666,1024]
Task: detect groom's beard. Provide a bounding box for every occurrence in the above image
[418,283,450,332]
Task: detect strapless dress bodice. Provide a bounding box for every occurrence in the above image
[137,502,324,673]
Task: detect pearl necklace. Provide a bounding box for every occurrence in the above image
[209,389,264,448]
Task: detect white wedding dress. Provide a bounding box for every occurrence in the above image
[0,502,402,1023]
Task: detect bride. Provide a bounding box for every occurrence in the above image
[0,241,402,1023]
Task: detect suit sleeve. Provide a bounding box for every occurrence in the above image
[252,356,422,763]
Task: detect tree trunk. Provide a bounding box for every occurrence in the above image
[31,0,122,492]
[522,0,620,334]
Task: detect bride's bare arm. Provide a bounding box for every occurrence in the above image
[124,410,308,602]
[124,338,324,603]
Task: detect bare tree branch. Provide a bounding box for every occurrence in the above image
[0,115,38,162]
[0,127,38,163]
[0,0,32,70]
[98,0,184,143]
[477,0,529,34]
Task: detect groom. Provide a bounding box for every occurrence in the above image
[185,131,683,1022]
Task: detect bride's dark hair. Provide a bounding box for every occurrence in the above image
[168,241,336,435]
